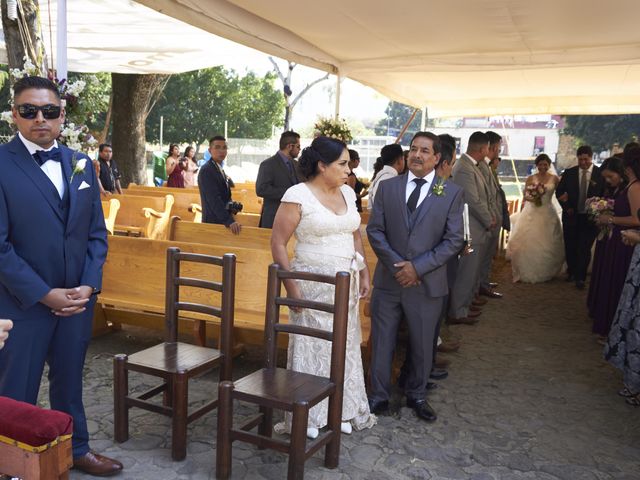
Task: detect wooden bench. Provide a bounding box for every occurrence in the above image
[96,236,277,346]
[101,198,120,235]
[187,204,261,227]
[126,185,202,221]
[110,194,174,240]
[232,189,263,214]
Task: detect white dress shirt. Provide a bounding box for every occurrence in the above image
[405,169,436,210]
[18,132,65,199]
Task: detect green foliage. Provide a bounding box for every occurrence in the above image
[0,65,12,137]
[65,72,111,131]
[375,101,422,144]
[146,67,285,147]
[563,115,640,151]
[313,117,354,143]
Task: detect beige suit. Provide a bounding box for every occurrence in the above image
[478,160,502,290]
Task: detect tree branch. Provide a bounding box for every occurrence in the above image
[268,57,286,83]
[290,73,330,110]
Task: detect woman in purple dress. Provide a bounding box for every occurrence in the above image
[589,155,640,338]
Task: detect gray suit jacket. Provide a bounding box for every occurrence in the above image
[451,154,493,244]
[255,153,299,228]
[367,174,465,298]
[478,160,502,222]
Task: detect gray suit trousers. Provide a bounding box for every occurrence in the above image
[479,228,500,290]
[448,238,487,319]
[369,287,443,402]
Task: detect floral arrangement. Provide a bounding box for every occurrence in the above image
[1,56,97,152]
[586,196,615,240]
[313,116,353,143]
[524,182,546,206]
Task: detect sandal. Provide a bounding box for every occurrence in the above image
[618,386,636,397]
[625,394,640,406]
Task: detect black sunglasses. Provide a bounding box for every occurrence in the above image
[16,103,61,120]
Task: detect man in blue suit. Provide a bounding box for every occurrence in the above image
[0,76,122,476]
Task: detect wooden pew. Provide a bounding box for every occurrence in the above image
[101,198,120,235]
[97,236,277,346]
[125,186,201,222]
[110,194,174,240]
[187,204,260,227]
[232,189,263,214]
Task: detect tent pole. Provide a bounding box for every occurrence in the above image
[56,0,68,80]
[395,108,419,144]
[334,74,341,120]
[420,106,427,131]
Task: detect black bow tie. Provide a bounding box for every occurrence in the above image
[33,148,61,166]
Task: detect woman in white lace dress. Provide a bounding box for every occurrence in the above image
[507,154,565,283]
[271,136,376,439]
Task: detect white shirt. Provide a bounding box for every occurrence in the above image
[405,169,436,209]
[578,164,594,212]
[367,165,398,210]
[18,132,65,199]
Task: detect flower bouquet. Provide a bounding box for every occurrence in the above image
[313,117,353,143]
[586,196,615,240]
[524,182,546,206]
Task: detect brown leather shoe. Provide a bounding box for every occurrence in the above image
[468,309,482,318]
[73,451,123,477]
[447,316,479,325]
[433,355,450,368]
[438,340,460,353]
[472,296,488,306]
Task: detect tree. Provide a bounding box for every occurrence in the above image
[563,115,640,151]
[269,58,329,130]
[375,101,423,144]
[1,0,46,71]
[112,73,169,186]
[146,67,284,149]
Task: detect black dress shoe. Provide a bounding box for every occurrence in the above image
[430,368,449,380]
[480,287,503,298]
[566,274,574,282]
[489,282,499,288]
[406,397,437,422]
[426,381,438,391]
[575,280,585,290]
[368,399,389,415]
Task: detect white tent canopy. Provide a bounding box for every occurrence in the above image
[2,0,640,117]
[134,0,640,116]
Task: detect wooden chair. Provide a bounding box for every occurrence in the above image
[113,247,236,461]
[101,198,120,235]
[216,264,351,480]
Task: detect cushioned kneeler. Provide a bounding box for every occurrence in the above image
[0,396,73,480]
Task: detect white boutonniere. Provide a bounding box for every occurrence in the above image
[70,154,87,182]
[432,177,447,197]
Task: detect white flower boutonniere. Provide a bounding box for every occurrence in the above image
[70,155,87,182]
[432,177,447,197]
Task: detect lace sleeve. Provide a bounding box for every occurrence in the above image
[281,184,304,205]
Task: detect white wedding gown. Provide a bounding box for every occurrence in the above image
[506,178,565,283]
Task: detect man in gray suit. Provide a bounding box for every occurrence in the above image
[256,131,301,228]
[477,131,504,299]
[448,132,495,323]
[367,132,464,422]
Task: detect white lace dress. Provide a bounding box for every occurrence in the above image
[274,183,376,432]
[506,178,565,283]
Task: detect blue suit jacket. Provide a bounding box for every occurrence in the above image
[366,173,465,298]
[0,136,108,319]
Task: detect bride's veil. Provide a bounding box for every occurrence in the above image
[532,161,563,218]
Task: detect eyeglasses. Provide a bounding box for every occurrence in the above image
[15,103,61,120]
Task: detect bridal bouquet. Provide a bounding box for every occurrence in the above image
[524,182,546,206]
[586,196,615,240]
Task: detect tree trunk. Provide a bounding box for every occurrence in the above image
[1,0,46,72]
[111,73,168,187]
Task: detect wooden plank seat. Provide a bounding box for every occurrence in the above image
[110,194,174,240]
[113,248,236,461]
[98,236,277,346]
[0,397,73,480]
[125,185,201,223]
[216,265,351,480]
[101,198,120,235]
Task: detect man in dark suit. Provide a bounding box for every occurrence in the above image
[198,135,242,234]
[256,130,301,228]
[556,145,605,289]
[367,132,464,422]
[0,76,121,476]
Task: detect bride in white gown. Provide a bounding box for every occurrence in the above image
[507,154,565,283]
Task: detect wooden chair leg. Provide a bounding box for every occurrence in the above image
[324,391,341,469]
[171,372,188,461]
[216,381,234,479]
[113,354,129,443]
[163,377,174,408]
[257,405,273,447]
[288,402,309,480]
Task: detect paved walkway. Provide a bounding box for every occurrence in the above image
[41,258,639,479]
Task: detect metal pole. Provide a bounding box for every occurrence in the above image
[420,106,426,131]
[159,115,163,148]
[334,74,341,120]
[224,120,228,139]
[56,0,68,80]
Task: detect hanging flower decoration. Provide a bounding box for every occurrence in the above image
[1,56,97,152]
[313,116,354,144]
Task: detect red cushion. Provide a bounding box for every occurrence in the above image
[0,396,73,447]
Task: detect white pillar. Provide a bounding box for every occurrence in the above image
[420,106,427,131]
[334,74,341,120]
[56,0,68,80]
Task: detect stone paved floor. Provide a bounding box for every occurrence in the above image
[39,258,640,479]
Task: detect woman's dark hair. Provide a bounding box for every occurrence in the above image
[348,149,359,161]
[623,146,640,180]
[183,146,195,158]
[371,143,404,182]
[168,143,179,156]
[600,156,628,194]
[534,153,552,166]
[298,136,347,179]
